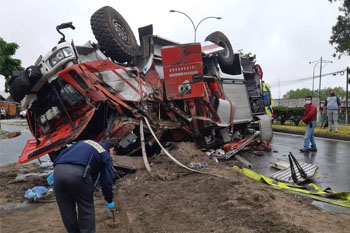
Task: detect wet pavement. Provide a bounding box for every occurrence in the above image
[0,122,33,166]
[241,131,350,215]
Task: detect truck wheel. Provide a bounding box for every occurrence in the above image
[90,6,139,63]
[8,71,31,102]
[205,31,234,67]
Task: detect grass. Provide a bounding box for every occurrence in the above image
[273,121,350,139]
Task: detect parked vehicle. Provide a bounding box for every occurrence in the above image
[7,6,272,164]
[19,110,27,118]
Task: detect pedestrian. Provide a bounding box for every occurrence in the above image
[48,139,118,233]
[323,89,342,132]
[299,95,317,153]
[1,107,6,120]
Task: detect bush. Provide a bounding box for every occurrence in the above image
[16,105,22,115]
[274,106,289,125]
[274,106,304,125]
[289,107,304,126]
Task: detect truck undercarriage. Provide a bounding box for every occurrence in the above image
[7,6,272,164]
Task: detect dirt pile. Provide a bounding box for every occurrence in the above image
[116,142,348,233]
[0,142,349,233]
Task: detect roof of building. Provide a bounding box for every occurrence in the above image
[0,91,10,100]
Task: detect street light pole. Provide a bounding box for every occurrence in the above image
[309,61,319,97]
[309,57,332,102]
[319,56,323,100]
[346,67,349,124]
[170,10,221,42]
[194,16,222,42]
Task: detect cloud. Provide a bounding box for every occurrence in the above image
[0,0,349,98]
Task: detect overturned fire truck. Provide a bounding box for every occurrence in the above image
[7,6,272,164]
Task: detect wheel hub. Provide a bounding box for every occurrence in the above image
[218,41,229,58]
[113,19,130,44]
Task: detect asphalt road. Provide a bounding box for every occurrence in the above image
[0,123,32,166]
[242,131,350,215]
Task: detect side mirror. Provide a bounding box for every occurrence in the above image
[56,22,75,44]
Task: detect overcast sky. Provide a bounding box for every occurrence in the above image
[0,0,349,98]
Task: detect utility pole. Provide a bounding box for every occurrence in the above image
[346,67,349,124]
[310,57,332,106]
[309,57,332,100]
[318,56,323,101]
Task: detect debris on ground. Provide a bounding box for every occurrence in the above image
[270,153,318,183]
[1,5,349,233]
[1,142,349,233]
[24,186,48,200]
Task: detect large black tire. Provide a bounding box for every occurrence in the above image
[90,6,139,63]
[25,65,42,87]
[205,31,234,68]
[8,71,31,102]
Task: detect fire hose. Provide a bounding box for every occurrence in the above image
[143,117,225,178]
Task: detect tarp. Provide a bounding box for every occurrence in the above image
[24,186,48,200]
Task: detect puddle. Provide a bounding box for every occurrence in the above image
[0,201,37,214]
[8,171,52,184]
[0,131,22,139]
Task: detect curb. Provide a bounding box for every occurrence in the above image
[273,129,350,141]
[0,131,8,137]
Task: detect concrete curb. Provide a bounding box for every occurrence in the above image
[273,129,350,141]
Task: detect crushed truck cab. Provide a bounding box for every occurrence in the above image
[8,6,272,164]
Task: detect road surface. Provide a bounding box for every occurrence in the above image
[242,131,350,215]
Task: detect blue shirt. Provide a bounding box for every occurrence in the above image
[54,140,115,203]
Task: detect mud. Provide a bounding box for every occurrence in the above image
[0,131,21,140]
[0,142,349,233]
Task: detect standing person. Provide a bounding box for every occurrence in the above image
[48,139,118,233]
[323,89,342,132]
[299,95,317,153]
[0,107,5,120]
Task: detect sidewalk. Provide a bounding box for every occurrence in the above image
[0,119,27,126]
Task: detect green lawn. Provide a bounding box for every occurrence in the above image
[273,122,350,139]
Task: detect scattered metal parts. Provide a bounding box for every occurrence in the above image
[270,154,318,183]
[235,155,252,168]
[288,152,307,183]
[270,160,290,170]
[188,162,208,169]
[119,132,137,148]
[224,131,260,160]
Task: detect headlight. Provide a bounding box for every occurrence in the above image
[49,47,73,67]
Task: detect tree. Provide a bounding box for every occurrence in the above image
[0,38,24,91]
[329,0,350,58]
[283,87,346,100]
[283,88,313,99]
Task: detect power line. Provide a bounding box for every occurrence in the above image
[269,69,347,87]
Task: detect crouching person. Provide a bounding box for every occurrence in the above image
[48,139,118,233]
